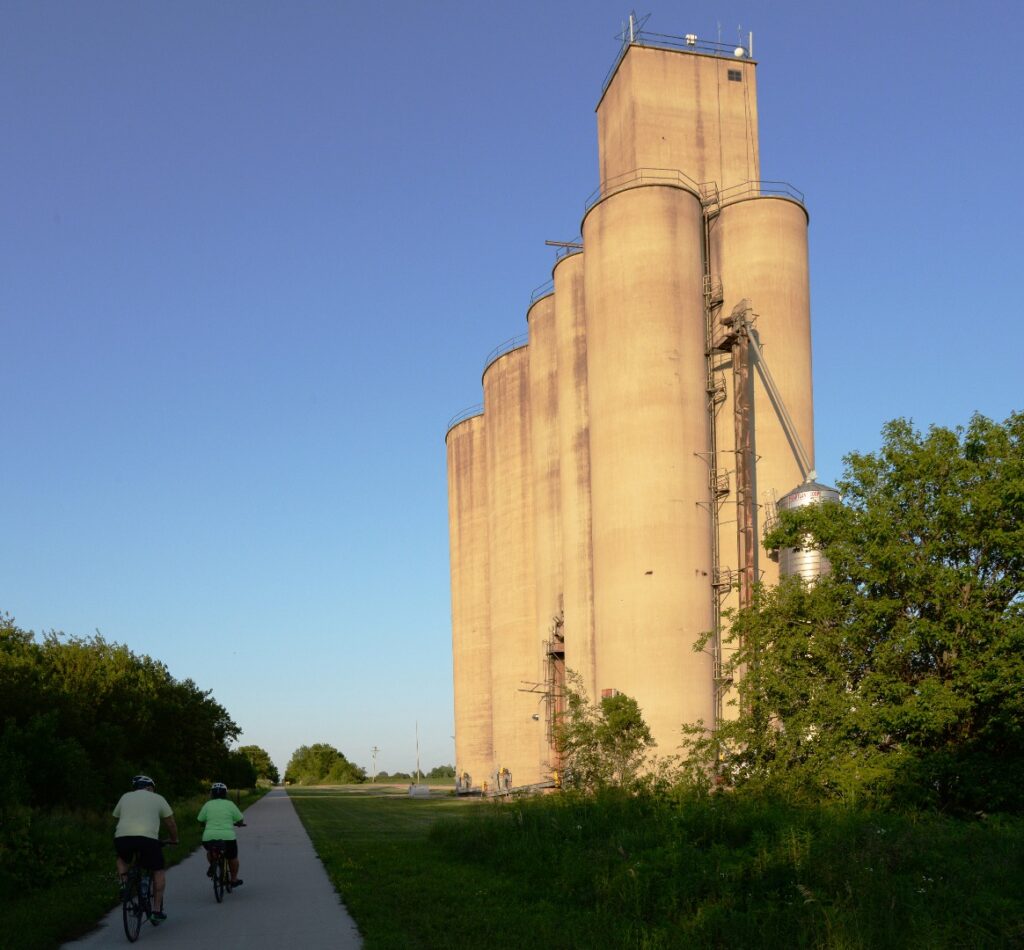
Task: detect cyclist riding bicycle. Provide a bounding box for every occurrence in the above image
[198,782,246,887]
[113,775,178,923]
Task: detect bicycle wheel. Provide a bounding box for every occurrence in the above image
[212,854,225,902]
[223,856,233,895]
[122,872,143,942]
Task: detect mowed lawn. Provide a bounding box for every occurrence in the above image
[288,785,618,949]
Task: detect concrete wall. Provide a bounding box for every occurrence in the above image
[446,414,492,786]
[483,346,542,787]
[712,196,814,590]
[597,45,759,191]
[582,183,716,752]
[553,251,596,702]
[527,292,563,774]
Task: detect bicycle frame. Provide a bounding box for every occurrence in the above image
[121,861,152,942]
[207,841,233,903]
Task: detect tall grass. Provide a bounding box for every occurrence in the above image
[292,786,1024,949]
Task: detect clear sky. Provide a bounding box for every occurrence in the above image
[3,1,1022,777]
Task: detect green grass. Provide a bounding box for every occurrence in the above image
[290,786,1024,950]
[1,788,265,950]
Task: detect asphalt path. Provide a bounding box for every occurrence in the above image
[64,788,362,949]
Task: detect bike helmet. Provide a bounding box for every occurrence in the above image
[210,782,228,799]
[132,775,156,790]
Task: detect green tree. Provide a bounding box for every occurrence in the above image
[554,672,655,792]
[239,745,280,784]
[0,617,243,809]
[692,412,1024,812]
[220,749,259,789]
[285,743,366,785]
[426,764,456,780]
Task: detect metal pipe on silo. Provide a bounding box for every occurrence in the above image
[527,292,562,776]
[582,181,716,750]
[482,344,540,788]
[552,251,596,705]
[445,413,492,791]
[711,196,815,591]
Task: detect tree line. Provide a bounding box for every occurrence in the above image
[0,619,259,812]
[284,742,454,784]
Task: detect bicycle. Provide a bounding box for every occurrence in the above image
[207,840,232,903]
[207,820,246,904]
[120,841,170,942]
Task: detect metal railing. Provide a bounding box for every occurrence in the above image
[584,170,805,215]
[445,404,483,433]
[718,179,805,206]
[483,334,528,372]
[602,25,753,94]
[584,167,704,212]
[529,278,554,303]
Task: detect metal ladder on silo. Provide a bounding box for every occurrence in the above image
[699,181,734,727]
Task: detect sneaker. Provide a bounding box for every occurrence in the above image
[149,911,167,924]
[230,879,243,887]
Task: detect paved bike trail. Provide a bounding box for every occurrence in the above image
[64,787,362,949]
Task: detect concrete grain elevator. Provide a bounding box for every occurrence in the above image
[447,21,818,792]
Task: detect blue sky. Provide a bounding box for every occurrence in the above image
[3,1,1022,777]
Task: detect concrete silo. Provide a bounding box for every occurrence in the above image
[445,412,491,789]
[527,292,563,774]
[446,23,821,788]
[553,251,596,705]
[483,344,541,788]
[582,181,716,748]
[711,195,815,590]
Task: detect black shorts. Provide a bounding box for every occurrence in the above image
[203,839,238,860]
[114,836,165,871]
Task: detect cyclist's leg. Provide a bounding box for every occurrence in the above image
[114,837,137,887]
[152,869,167,912]
[139,838,167,916]
[226,840,242,885]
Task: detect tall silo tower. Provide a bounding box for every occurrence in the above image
[482,344,541,788]
[527,292,564,773]
[446,22,819,788]
[553,251,596,705]
[445,412,492,789]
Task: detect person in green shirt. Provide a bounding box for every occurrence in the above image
[197,782,246,886]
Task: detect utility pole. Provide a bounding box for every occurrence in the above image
[370,746,380,783]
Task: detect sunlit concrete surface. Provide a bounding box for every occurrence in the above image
[64,788,362,949]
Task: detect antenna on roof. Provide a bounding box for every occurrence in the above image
[616,10,651,45]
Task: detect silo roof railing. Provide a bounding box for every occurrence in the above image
[602,29,753,94]
[483,334,528,372]
[584,167,705,211]
[718,179,806,206]
[445,404,484,433]
[530,278,554,303]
